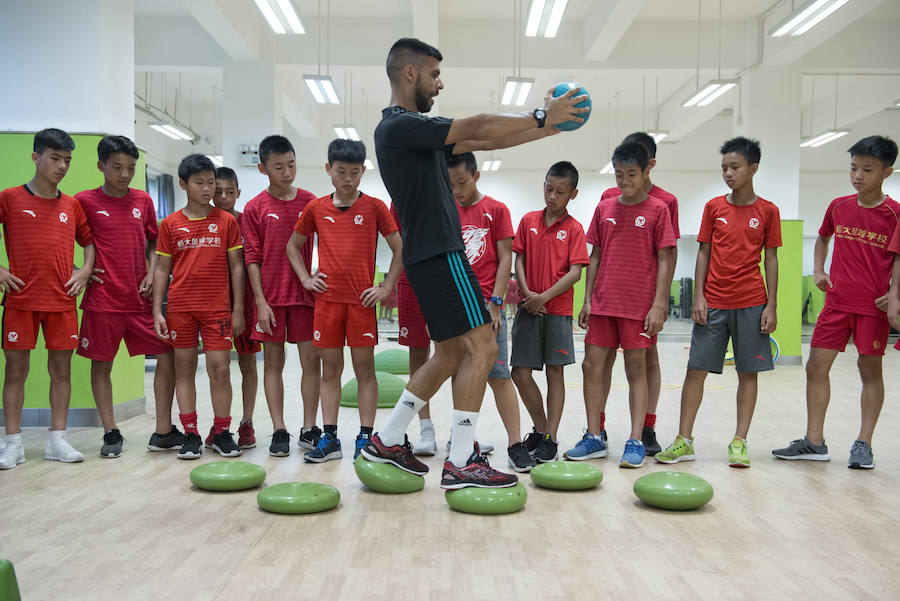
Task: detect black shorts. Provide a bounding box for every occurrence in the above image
[405,250,490,342]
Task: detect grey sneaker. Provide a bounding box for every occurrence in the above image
[100,429,124,458]
[772,436,830,461]
[848,440,874,469]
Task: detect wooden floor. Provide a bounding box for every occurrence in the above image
[3,327,900,601]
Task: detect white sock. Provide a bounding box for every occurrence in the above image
[49,429,67,441]
[6,433,22,446]
[379,390,427,446]
[449,410,479,468]
[419,418,433,433]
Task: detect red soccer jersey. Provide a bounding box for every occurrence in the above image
[156,208,242,312]
[586,196,677,320]
[602,184,680,239]
[512,210,590,316]
[294,193,398,304]
[0,185,93,311]
[698,195,782,310]
[242,188,316,307]
[819,194,900,317]
[76,187,157,313]
[457,195,514,298]
[390,203,410,286]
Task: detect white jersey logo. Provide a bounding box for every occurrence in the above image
[7,332,18,343]
[208,223,218,233]
[400,327,409,338]
[96,210,110,217]
[21,210,36,218]
[716,217,728,225]
[324,216,335,223]
[354,214,364,226]
[178,227,191,233]
[483,213,494,221]
[170,331,177,340]
[605,217,616,225]
[529,227,539,235]
[749,217,760,229]
[58,212,68,223]
[634,216,646,228]
[255,323,263,333]
[556,230,567,241]
[362,332,375,339]
[80,338,89,348]
[266,213,280,219]
[132,208,142,219]
[313,330,322,341]
[639,332,651,339]
[70,335,78,340]
[462,225,490,265]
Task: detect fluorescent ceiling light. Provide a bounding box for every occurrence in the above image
[364,159,374,169]
[800,129,849,148]
[150,122,194,142]
[255,0,305,35]
[544,0,568,37]
[481,160,502,171]
[895,98,900,107]
[599,161,614,174]
[333,125,360,141]
[207,155,224,168]
[525,0,567,38]
[525,0,545,37]
[769,0,850,38]
[647,130,669,143]
[697,82,736,106]
[682,80,738,108]
[501,77,534,106]
[303,75,340,104]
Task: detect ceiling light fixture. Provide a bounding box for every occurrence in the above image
[481,159,502,172]
[364,159,374,169]
[304,75,340,104]
[647,130,669,143]
[254,0,305,35]
[599,161,614,175]
[333,125,360,141]
[769,0,850,37]
[207,155,224,168]
[525,0,568,38]
[683,79,738,107]
[501,77,535,106]
[149,122,194,142]
[799,129,849,147]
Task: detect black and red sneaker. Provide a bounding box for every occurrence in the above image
[440,448,519,490]
[360,433,429,475]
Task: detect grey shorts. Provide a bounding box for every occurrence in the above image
[687,305,774,374]
[489,313,511,380]
[510,311,575,369]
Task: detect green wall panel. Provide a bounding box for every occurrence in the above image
[773,220,803,359]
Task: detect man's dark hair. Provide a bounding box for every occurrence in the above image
[259,135,295,164]
[327,139,366,165]
[34,128,75,155]
[622,132,657,159]
[848,135,898,167]
[611,142,650,171]
[447,152,477,175]
[546,161,579,189]
[215,166,239,187]
[97,135,139,163]
[178,154,215,181]
[720,136,761,165]
[386,38,443,83]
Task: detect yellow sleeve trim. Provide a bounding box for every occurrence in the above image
[227,244,243,251]
[156,250,172,257]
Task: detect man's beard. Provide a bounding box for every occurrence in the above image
[414,79,432,113]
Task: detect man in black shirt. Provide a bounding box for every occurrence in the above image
[363,37,587,489]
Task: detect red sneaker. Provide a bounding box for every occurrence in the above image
[237,421,256,449]
[204,426,215,448]
[360,433,429,475]
[440,448,518,489]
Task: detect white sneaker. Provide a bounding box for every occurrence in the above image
[0,434,25,469]
[413,424,437,456]
[45,431,84,463]
[446,437,495,455]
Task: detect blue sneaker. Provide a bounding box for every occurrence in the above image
[303,432,342,463]
[619,438,646,468]
[563,430,608,461]
[355,432,371,459]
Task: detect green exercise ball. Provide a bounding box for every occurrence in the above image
[257,482,340,514]
[530,461,603,491]
[633,471,714,510]
[189,461,266,492]
[340,371,407,408]
[445,482,527,515]
[354,455,425,494]
[0,559,22,601]
[373,348,410,374]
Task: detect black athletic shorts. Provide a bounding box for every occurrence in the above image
[405,250,490,342]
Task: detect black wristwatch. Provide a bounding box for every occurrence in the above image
[532,108,546,128]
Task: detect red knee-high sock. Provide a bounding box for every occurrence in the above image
[213,416,231,434]
[600,412,606,432]
[179,412,199,436]
[644,413,657,429]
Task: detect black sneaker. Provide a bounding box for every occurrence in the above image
[100,429,124,458]
[297,425,322,450]
[440,447,518,489]
[269,428,291,457]
[177,432,202,460]
[523,428,544,456]
[533,434,558,463]
[211,430,242,457]
[148,426,186,452]
[642,426,661,456]
[507,442,537,473]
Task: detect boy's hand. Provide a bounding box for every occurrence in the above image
[489,303,502,333]
[153,313,169,340]
[138,272,152,297]
[231,310,245,338]
[578,302,591,329]
[760,304,777,334]
[0,266,25,293]
[522,292,547,316]
[256,302,276,335]
[91,267,106,285]
[888,296,900,329]
[692,295,708,325]
[303,271,328,293]
[814,271,833,291]
[360,284,389,308]
[644,303,667,337]
[874,294,889,313]
[65,266,91,297]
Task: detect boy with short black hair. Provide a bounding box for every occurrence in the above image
[75,135,179,458]
[510,161,590,464]
[152,154,245,460]
[287,139,402,462]
[572,142,675,469]
[243,135,322,457]
[0,128,95,469]
[212,166,259,449]
[775,135,898,469]
[657,136,780,468]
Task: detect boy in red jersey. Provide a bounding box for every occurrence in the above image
[510,161,590,464]
[657,137,780,468]
[243,135,322,457]
[776,136,898,469]
[572,143,675,469]
[0,128,95,469]
[288,139,402,462]
[152,154,245,460]
[76,135,179,459]
[212,166,259,450]
[594,132,679,457]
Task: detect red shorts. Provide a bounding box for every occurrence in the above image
[397,280,429,348]
[313,300,377,348]
[811,306,890,356]
[250,304,314,344]
[234,304,261,355]
[77,310,171,361]
[2,308,78,351]
[584,315,656,350]
[166,310,233,351]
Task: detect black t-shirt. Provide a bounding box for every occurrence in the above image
[374,106,465,266]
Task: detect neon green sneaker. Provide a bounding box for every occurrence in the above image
[654,435,695,464]
[728,436,750,468]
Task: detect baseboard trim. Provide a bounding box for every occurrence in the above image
[1,396,146,428]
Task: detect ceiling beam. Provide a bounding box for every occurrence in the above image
[584,0,648,62]
[183,0,258,61]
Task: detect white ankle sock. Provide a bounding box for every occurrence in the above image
[419,418,434,433]
[449,410,479,468]
[6,432,22,446]
[379,390,427,446]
